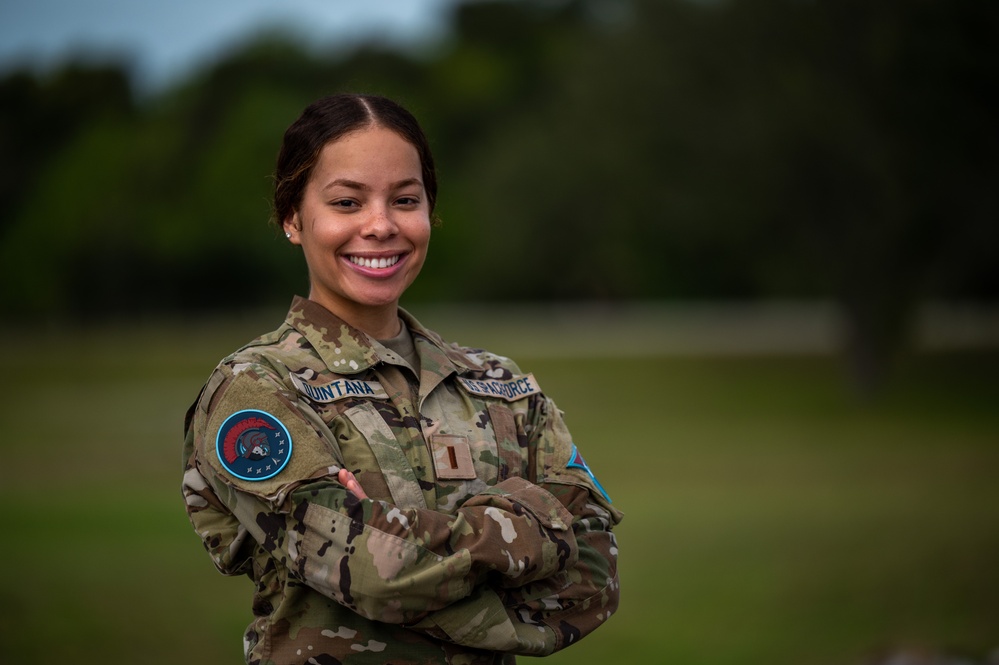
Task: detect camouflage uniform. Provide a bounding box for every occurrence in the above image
[182,297,622,665]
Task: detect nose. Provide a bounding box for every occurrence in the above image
[360,204,398,240]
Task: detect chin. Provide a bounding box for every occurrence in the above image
[354,291,406,308]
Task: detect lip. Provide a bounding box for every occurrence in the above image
[341,250,410,278]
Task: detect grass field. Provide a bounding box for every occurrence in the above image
[1,313,997,664]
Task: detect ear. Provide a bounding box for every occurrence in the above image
[283,212,302,245]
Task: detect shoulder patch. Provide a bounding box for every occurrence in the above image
[215,409,292,481]
[567,443,612,503]
[456,373,542,402]
[291,373,388,403]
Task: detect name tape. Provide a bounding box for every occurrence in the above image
[292,374,388,403]
[457,373,542,402]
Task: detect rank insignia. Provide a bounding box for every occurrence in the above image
[215,409,292,481]
[567,443,612,503]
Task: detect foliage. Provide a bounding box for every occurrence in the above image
[0,0,996,390]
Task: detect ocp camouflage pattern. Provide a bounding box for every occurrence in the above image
[182,296,623,664]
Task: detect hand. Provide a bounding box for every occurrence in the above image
[338,467,369,499]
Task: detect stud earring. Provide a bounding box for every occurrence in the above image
[285,232,291,239]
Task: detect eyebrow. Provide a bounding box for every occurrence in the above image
[322,177,423,192]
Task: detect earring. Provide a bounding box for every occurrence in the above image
[285,232,291,239]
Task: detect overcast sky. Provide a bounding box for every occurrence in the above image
[0,0,462,91]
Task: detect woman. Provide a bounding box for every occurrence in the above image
[182,93,622,665]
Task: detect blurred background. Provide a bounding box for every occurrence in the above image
[1,0,997,663]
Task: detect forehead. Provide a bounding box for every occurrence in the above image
[312,126,422,179]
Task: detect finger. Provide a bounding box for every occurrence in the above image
[337,468,353,487]
[338,468,369,499]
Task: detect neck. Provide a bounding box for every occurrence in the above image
[361,314,403,340]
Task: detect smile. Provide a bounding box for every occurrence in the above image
[347,255,402,269]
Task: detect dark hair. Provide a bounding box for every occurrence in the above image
[273,93,438,226]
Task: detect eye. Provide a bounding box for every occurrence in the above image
[395,195,421,207]
[330,199,358,209]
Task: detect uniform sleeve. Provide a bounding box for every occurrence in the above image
[182,365,580,626]
[408,395,623,656]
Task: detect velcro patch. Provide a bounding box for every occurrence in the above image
[430,434,477,480]
[567,443,612,503]
[291,374,388,403]
[457,373,541,403]
[215,409,292,482]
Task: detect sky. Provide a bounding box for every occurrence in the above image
[0,0,462,92]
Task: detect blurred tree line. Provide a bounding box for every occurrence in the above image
[0,0,996,392]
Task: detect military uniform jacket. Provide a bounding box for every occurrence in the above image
[182,297,622,665]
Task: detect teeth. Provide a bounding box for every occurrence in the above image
[349,255,400,269]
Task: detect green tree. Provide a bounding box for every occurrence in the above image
[0,63,134,238]
[1,0,995,397]
[463,0,999,394]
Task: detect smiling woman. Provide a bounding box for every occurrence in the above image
[284,126,432,338]
[180,93,623,665]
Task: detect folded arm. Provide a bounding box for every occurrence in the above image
[184,366,580,625]
[406,396,623,655]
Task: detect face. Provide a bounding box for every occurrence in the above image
[284,125,431,333]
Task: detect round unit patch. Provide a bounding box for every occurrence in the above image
[215,409,292,481]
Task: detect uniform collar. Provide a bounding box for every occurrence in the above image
[398,307,483,374]
[284,296,483,376]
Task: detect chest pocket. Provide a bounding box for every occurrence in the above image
[423,383,534,511]
[485,402,529,481]
[339,402,428,510]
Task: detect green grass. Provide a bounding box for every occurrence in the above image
[2,320,997,664]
